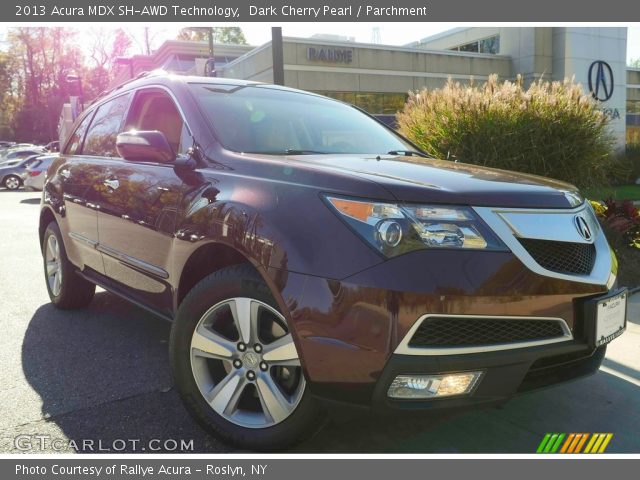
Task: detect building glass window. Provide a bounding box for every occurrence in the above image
[317,91,408,115]
[458,42,479,53]
[480,36,500,54]
[450,35,500,55]
[628,99,640,145]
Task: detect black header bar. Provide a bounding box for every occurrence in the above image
[6,0,640,22]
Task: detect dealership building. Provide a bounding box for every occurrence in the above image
[111,27,639,149]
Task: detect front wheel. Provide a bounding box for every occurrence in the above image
[170,264,323,451]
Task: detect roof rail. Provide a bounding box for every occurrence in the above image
[89,69,168,106]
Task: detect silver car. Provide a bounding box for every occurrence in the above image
[0,156,43,190]
[23,155,58,191]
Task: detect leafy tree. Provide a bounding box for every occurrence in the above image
[7,27,84,143]
[0,52,17,139]
[177,27,248,45]
[630,58,640,68]
[1,27,133,143]
[84,28,132,99]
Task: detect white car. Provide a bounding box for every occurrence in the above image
[23,155,58,191]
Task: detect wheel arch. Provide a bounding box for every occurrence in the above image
[39,206,57,251]
[175,241,278,310]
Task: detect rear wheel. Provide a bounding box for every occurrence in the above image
[42,222,95,309]
[4,175,21,190]
[170,264,323,451]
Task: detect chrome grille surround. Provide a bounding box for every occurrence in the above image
[473,202,615,288]
[409,316,569,347]
[395,314,572,356]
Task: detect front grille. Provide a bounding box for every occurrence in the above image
[518,238,596,275]
[408,316,566,347]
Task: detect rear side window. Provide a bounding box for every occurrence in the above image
[82,93,131,157]
[23,157,40,167]
[65,111,95,155]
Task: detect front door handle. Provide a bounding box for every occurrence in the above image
[103,179,120,190]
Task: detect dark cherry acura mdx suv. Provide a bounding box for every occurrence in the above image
[39,73,627,450]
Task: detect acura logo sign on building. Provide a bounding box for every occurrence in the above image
[588,60,614,102]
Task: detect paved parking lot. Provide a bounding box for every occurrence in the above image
[0,189,638,453]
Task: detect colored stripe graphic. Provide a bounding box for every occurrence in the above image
[539,433,613,454]
[536,433,566,453]
[585,433,614,454]
[537,433,552,453]
[568,433,585,453]
[574,433,589,453]
[598,434,613,453]
[559,433,575,453]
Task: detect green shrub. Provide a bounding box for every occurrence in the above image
[397,75,616,188]
[606,145,640,186]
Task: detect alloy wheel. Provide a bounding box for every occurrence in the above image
[190,297,305,428]
[5,176,20,190]
[45,234,63,296]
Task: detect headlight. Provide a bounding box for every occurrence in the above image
[324,195,507,257]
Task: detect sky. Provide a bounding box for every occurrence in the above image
[1,24,639,63]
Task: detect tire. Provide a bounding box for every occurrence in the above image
[42,221,96,309]
[4,175,21,190]
[170,264,323,451]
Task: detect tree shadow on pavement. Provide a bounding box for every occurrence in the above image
[20,292,233,453]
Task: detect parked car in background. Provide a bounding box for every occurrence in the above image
[44,141,60,152]
[24,154,58,191]
[0,147,45,162]
[1,156,42,190]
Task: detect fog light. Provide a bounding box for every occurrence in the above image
[387,371,483,399]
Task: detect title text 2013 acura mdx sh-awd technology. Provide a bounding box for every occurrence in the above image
[39,73,627,450]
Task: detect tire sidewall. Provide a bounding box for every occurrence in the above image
[43,222,73,305]
[170,266,321,451]
[4,175,21,190]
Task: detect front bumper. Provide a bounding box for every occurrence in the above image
[276,246,615,409]
[371,342,606,413]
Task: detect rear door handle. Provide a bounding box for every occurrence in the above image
[103,179,120,190]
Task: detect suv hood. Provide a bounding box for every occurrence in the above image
[291,154,583,209]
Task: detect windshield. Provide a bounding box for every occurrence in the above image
[189,84,413,155]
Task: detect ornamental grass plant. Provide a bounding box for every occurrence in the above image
[397,75,616,188]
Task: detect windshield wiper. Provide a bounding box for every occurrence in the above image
[283,149,329,155]
[244,149,329,155]
[386,150,429,158]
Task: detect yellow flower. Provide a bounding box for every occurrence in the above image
[589,199,606,216]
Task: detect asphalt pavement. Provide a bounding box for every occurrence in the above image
[0,189,638,453]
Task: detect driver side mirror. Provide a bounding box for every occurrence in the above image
[116,130,176,164]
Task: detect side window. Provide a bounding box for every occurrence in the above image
[64,111,94,155]
[83,93,131,157]
[125,90,190,155]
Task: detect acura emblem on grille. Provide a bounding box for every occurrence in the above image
[574,215,592,241]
